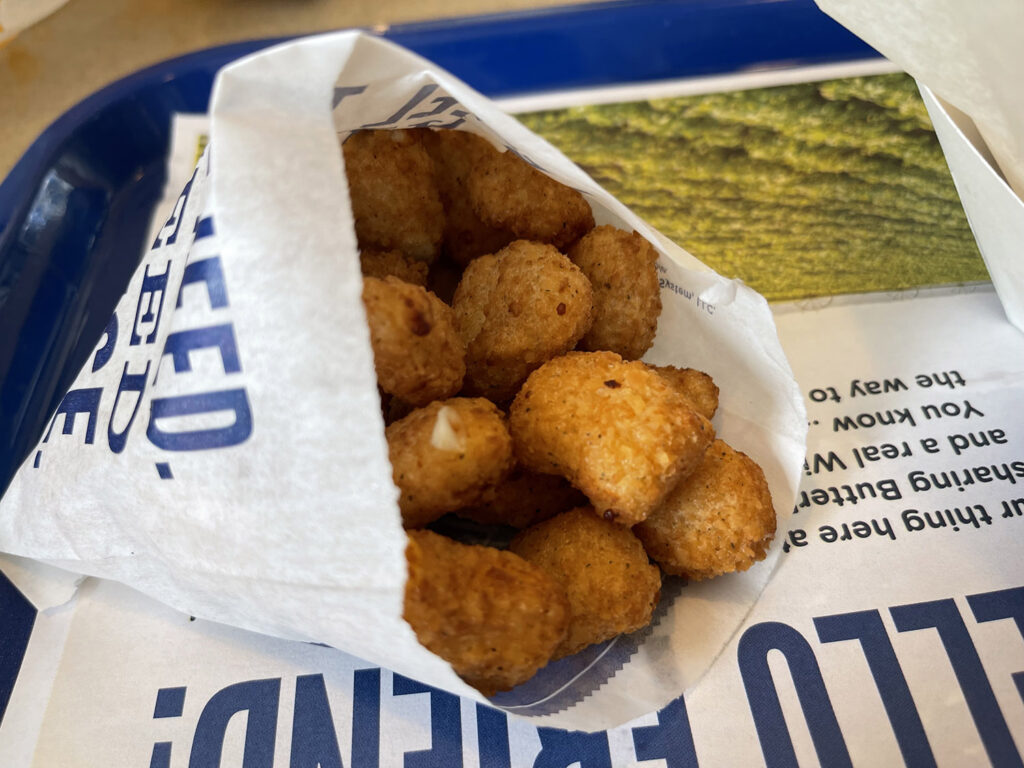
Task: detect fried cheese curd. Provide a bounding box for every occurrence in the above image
[466,144,595,250]
[568,226,662,360]
[509,351,715,526]
[455,467,588,529]
[360,248,429,287]
[635,439,775,581]
[452,240,594,402]
[343,129,444,262]
[651,365,720,421]
[422,129,514,266]
[362,276,465,407]
[510,507,661,658]
[404,530,569,695]
[387,398,514,528]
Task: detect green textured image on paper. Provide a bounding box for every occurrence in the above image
[518,73,987,302]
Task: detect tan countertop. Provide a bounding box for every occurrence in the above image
[0,0,591,179]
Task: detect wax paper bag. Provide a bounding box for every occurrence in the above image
[0,31,806,730]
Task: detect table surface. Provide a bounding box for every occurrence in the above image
[0,0,591,180]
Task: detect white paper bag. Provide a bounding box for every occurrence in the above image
[0,31,806,730]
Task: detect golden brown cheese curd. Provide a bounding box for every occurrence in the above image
[455,467,588,530]
[362,276,465,407]
[568,225,662,360]
[421,129,514,265]
[404,530,569,695]
[387,398,514,528]
[452,240,594,402]
[466,144,594,250]
[510,507,661,658]
[634,439,775,580]
[509,351,714,526]
[651,365,720,421]
[360,248,429,287]
[343,129,444,262]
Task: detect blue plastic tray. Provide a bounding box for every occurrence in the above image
[0,0,878,494]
